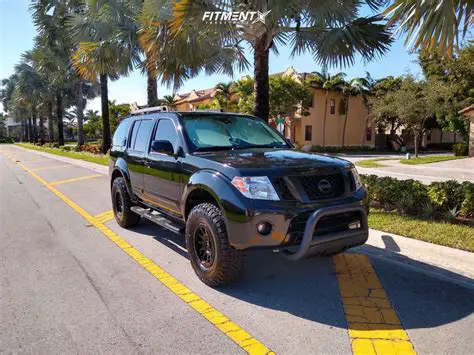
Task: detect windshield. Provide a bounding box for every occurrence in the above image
[182,115,289,151]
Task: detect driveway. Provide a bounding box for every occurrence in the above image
[338,154,474,184]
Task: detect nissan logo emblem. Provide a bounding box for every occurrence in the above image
[318,179,332,193]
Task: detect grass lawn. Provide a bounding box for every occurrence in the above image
[355,158,397,168]
[368,209,474,252]
[16,143,108,166]
[399,155,467,165]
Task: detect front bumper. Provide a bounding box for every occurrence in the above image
[280,202,368,260]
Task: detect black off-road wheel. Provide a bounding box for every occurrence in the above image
[111,177,140,228]
[185,203,244,287]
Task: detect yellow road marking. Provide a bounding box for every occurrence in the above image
[94,210,115,224]
[32,164,72,171]
[50,173,104,186]
[333,253,416,355]
[12,158,273,355]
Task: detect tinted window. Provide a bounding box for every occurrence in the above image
[129,120,140,148]
[112,120,131,147]
[133,119,154,152]
[154,119,178,150]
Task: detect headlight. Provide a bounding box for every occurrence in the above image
[231,176,280,200]
[350,167,363,191]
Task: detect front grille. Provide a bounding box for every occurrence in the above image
[297,173,345,200]
[272,177,294,200]
[287,210,362,245]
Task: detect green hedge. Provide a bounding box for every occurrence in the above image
[0,137,15,144]
[453,143,469,156]
[361,175,474,220]
[311,145,378,153]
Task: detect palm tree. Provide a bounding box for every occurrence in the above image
[307,69,346,146]
[162,95,178,111]
[385,0,472,56]
[215,82,234,111]
[71,2,137,153]
[157,1,393,122]
[351,72,376,145]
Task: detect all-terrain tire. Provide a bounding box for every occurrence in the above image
[111,177,141,228]
[186,203,244,287]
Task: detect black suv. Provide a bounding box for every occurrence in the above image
[109,110,368,286]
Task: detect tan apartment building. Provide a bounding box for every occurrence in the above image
[171,66,464,148]
[173,88,217,111]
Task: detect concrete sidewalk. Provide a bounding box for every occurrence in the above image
[12,145,474,288]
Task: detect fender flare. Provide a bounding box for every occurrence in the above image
[181,170,249,225]
[111,157,134,199]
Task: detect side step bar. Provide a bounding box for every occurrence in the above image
[131,206,184,234]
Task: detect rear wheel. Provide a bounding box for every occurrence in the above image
[111,177,140,228]
[186,203,243,287]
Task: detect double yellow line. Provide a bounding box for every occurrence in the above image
[12,159,274,355]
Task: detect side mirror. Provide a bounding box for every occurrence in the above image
[151,140,174,155]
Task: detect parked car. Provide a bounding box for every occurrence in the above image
[109,109,369,286]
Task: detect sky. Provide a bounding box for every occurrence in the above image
[0,0,421,114]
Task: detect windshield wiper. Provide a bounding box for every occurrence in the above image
[194,146,235,152]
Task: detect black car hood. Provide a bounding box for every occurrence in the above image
[196,148,351,173]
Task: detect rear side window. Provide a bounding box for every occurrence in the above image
[133,119,154,152]
[112,120,131,147]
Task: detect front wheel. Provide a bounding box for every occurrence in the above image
[111,177,140,228]
[185,203,243,287]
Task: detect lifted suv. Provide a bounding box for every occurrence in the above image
[109,110,369,286]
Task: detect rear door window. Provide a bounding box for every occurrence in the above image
[133,119,154,153]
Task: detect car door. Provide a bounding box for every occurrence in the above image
[143,118,182,216]
[125,119,155,199]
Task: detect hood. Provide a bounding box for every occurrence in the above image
[195,148,352,174]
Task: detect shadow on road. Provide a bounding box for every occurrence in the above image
[131,219,474,331]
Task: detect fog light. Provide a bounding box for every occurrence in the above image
[257,222,272,236]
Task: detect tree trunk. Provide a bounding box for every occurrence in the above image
[146,54,158,107]
[28,117,33,143]
[322,91,328,147]
[414,129,419,158]
[48,101,54,143]
[76,82,85,147]
[39,114,45,145]
[56,89,64,146]
[32,109,38,143]
[341,97,350,147]
[362,110,370,146]
[253,36,270,122]
[100,73,111,154]
[22,120,27,141]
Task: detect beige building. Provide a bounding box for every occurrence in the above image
[459,105,474,156]
[173,88,217,111]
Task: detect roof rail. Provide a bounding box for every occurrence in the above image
[130,106,169,116]
[196,108,224,112]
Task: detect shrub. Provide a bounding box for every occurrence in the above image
[0,137,15,144]
[311,145,378,153]
[361,174,473,221]
[453,143,468,156]
[79,144,101,154]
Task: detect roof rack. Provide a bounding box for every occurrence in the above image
[130,106,169,116]
[196,108,224,112]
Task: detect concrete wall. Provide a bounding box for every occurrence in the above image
[294,89,373,147]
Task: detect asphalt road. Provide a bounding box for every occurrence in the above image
[1,145,473,354]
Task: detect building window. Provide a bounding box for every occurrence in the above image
[305,125,312,141]
[427,130,431,141]
[330,99,336,114]
[366,128,372,141]
[339,98,347,114]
